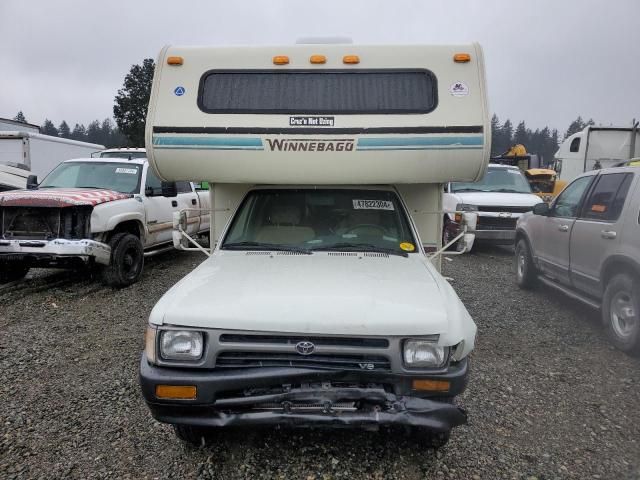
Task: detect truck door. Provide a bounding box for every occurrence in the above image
[175,181,200,234]
[569,172,634,298]
[143,167,177,245]
[538,175,594,285]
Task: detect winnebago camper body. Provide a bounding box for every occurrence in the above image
[140,43,489,447]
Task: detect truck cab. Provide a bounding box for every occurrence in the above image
[139,42,489,447]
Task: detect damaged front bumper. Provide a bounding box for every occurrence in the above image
[139,356,469,432]
[0,238,111,266]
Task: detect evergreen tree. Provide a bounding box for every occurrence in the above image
[564,116,587,139]
[500,119,513,153]
[40,119,59,136]
[58,121,71,138]
[70,123,87,141]
[13,111,27,123]
[114,58,155,146]
[514,121,528,146]
[86,120,102,144]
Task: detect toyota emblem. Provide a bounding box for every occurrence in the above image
[295,341,315,355]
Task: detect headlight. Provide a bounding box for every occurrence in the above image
[403,339,448,368]
[160,330,204,361]
[455,203,478,212]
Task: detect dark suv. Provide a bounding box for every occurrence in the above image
[514,167,640,354]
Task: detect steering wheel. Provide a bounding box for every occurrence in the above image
[343,224,387,236]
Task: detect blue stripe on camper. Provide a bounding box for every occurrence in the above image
[357,136,483,150]
[153,136,264,150]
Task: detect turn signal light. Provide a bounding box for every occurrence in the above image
[155,385,197,400]
[310,54,327,64]
[453,53,471,63]
[167,56,184,66]
[412,379,450,392]
[343,55,360,64]
[273,55,290,65]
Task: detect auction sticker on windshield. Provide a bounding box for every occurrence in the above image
[353,199,394,210]
[115,168,138,174]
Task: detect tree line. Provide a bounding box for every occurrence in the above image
[490,115,595,166]
[12,111,128,148]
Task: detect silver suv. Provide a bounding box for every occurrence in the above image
[514,167,639,354]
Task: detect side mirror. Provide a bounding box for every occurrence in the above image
[533,203,550,216]
[26,175,38,190]
[161,181,177,197]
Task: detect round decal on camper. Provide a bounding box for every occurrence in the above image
[174,86,186,96]
[449,82,469,97]
[400,242,416,252]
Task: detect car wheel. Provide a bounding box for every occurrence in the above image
[515,239,537,289]
[602,273,640,355]
[442,218,459,251]
[409,428,450,449]
[102,233,144,287]
[0,263,30,283]
[173,424,217,446]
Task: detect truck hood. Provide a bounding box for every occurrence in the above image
[450,191,542,207]
[150,251,472,339]
[0,188,132,207]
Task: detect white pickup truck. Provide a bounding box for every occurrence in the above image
[0,157,209,286]
[443,164,543,248]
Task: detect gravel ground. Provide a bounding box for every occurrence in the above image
[1,246,639,480]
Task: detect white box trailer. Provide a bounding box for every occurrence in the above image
[554,125,640,182]
[0,131,104,179]
[139,43,489,446]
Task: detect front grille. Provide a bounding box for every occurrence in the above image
[477,216,518,230]
[477,205,533,213]
[219,334,389,348]
[1,206,91,240]
[215,352,391,372]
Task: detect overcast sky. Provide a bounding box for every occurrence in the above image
[1,0,639,134]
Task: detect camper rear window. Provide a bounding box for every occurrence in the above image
[198,70,437,114]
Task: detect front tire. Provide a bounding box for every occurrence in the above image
[602,273,640,355]
[102,233,144,287]
[0,263,30,283]
[173,424,217,446]
[409,428,450,449]
[515,239,537,289]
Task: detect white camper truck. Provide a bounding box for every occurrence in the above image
[139,43,489,447]
[554,124,640,182]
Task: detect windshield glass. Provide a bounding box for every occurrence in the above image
[222,189,418,255]
[39,162,142,194]
[99,151,147,159]
[451,167,532,193]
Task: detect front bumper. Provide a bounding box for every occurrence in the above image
[472,229,516,243]
[0,238,111,266]
[139,355,469,431]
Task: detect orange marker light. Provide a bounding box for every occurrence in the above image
[310,54,327,64]
[155,385,197,400]
[273,55,290,65]
[412,379,450,392]
[453,53,471,63]
[343,55,360,64]
[167,56,184,66]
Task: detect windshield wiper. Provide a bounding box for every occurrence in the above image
[453,188,485,192]
[492,188,527,193]
[311,243,408,258]
[223,241,312,254]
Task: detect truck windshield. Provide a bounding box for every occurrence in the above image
[222,189,418,256]
[38,162,142,194]
[451,167,532,194]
